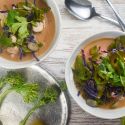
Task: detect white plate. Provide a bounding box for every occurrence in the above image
[0,65,68,125]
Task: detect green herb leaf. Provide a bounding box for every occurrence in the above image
[11,23,21,34]
[15,16,27,22]
[120,76,125,87]
[89,46,100,61]
[58,81,67,91]
[117,59,125,76]
[11,16,29,39]
[73,55,91,84]
[6,10,19,26]
[0,71,39,107]
[112,74,120,83]
[16,83,39,103]
[19,85,60,125]
[0,34,12,47]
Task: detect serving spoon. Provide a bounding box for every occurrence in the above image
[65,0,119,26]
[105,0,125,31]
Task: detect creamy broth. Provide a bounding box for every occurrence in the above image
[84,38,114,58]
[31,119,45,125]
[0,0,55,61]
[82,38,125,109]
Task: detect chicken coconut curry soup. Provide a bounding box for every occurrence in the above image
[72,36,125,109]
[0,0,55,61]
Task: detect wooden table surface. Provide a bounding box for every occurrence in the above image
[39,0,125,124]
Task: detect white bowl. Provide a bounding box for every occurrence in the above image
[0,0,61,69]
[65,31,125,119]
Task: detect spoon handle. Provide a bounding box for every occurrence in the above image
[98,15,119,26]
[105,0,125,31]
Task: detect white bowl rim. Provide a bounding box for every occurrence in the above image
[65,30,125,119]
[0,0,61,69]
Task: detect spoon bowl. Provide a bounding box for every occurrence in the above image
[65,0,119,26]
[65,0,92,20]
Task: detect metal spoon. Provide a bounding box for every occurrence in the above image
[105,0,125,31]
[65,0,119,26]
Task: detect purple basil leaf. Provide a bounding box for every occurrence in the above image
[0,10,8,13]
[27,13,34,22]
[84,85,97,99]
[84,80,98,99]
[81,49,87,66]
[27,35,35,42]
[19,47,23,60]
[3,26,9,31]
[77,91,80,96]
[32,52,39,61]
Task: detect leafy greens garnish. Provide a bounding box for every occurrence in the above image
[0,33,12,47]
[0,71,39,105]
[72,54,91,85]
[6,10,19,26]
[73,35,125,108]
[0,71,60,125]
[0,1,50,61]
[11,16,29,38]
[19,85,60,125]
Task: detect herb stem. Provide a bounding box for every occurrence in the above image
[0,88,13,106]
[19,103,42,125]
[32,52,39,61]
[19,47,23,60]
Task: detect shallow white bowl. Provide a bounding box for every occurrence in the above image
[0,0,61,69]
[65,31,125,119]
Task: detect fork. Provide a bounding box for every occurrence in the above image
[105,0,125,31]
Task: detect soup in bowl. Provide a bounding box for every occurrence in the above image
[0,0,61,69]
[65,31,125,119]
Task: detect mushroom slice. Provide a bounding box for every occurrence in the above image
[28,42,39,52]
[7,46,19,54]
[33,22,44,33]
[86,99,98,107]
[11,35,17,43]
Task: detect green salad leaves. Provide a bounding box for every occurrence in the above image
[73,55,91,85]
[11,16,29,38]
[73,35,125,108]
[6,10,19,26]
[0,33,12,47]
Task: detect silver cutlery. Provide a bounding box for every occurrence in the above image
[65,0,119,26]
[105,0,125,31]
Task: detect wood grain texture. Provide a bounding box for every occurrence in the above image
[39,0,125,124]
